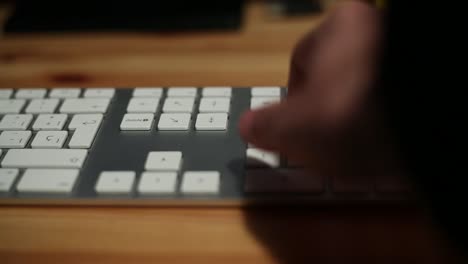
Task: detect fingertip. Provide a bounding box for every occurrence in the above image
[239,110,256,141]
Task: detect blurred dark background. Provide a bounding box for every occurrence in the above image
[1,0,323,33]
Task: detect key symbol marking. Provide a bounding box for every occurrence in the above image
[83,120,96,125]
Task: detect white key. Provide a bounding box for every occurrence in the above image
[60,98,110,114]
[181,171,220,194]
[95,171,135,194]
[162,98,194,113]
[0,89,13,99]
[246,148,280,168]
[0,99,26,114]
[138,172,177,194]
[202,87,232,97]
[120,113,154,131]
[17,169,79,194]
[167,87,197,97]
[195,113,228,131]
[0,131,32,148]
[68,114,103,130]
[31,131,68,148]
[49,88,81,98]
[198,97,230,113]
[158,113,191,130]
[251,87,281,97]
[84,88,115,98]
[68,125,99,149]
[1,149,87,168]
[250,97,280,110]
[0,114,33,130]
[127,98,159,113]
[145,151,182,171]
[32,114,67,131]
[15,89,47,99]
[25,98,60,114]
[0,168,19,192]
[133,88,163,97]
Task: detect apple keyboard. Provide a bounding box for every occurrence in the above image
[0,87,413,206]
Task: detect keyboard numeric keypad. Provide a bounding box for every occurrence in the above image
[25,99,60,114]
[0,99,26,114]
[32,114,67,131]
[0,114,33,130]
[15,89,47,99]
[0,131,32,148]
[60,98,110,114]
[31,131,68,148]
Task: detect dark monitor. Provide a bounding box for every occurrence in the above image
[4,1,245,33]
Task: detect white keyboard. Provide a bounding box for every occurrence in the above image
[0,87,413,206]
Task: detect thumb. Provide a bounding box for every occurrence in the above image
[239,96,316,152]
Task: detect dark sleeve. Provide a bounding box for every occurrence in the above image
[378,1,467,254]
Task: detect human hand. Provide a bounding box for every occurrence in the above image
[239,1,398,178]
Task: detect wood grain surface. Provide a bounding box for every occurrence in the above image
[0,2,322,87]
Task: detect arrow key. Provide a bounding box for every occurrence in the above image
[145,151,182,171]
[95,171,135,194]
[195,113,228,130]
[0,114,33,130]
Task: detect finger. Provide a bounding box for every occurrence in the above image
[288,0,381,99]
[287,30,318,97]
[239,95,319,153]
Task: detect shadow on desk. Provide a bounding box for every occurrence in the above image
[242,206,462,263]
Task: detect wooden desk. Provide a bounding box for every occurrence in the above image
[0,2,323,87]
[0,2,461,263]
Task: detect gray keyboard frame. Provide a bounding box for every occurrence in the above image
[0,88,414,206]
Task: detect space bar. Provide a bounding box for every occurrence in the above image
[1,149,88,169]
